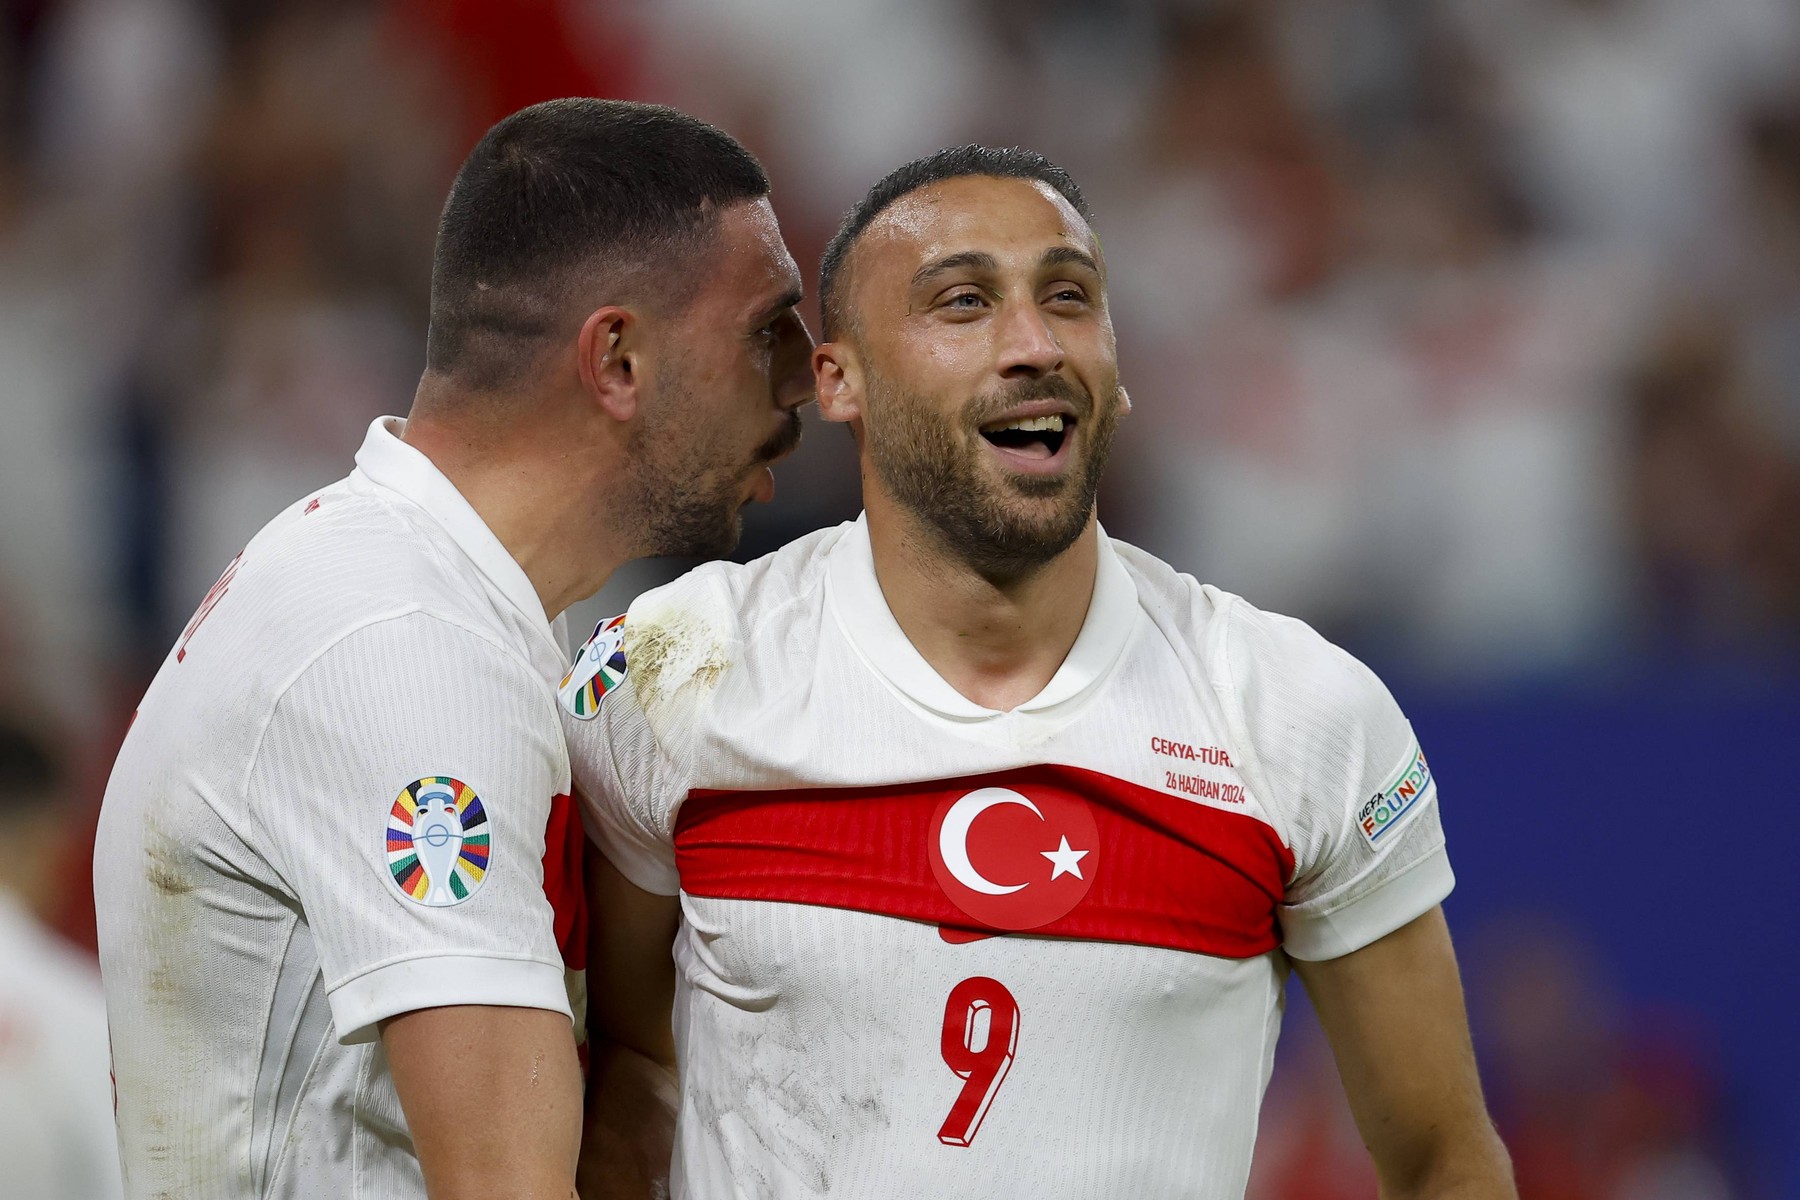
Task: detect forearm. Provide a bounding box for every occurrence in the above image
[1378,1127,1515,1200]
[579,1038,679,1200]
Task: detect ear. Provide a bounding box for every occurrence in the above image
[577,307,639,422]
[813,340,865,425]
[1116,385,1132,417]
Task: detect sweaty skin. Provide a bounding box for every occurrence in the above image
[817,175,1130,710]
[580,173,1515,1200]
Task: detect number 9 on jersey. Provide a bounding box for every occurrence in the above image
[937,976,1020,1147]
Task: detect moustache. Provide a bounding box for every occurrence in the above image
[757,408,805,463]
[968,375,1095,426]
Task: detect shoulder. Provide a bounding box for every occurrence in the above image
[228,481,498,651]
[1109,536,1375,707]
[142,481,540,735]
[263,480,535,658]
[608,523,846,712]
[1213,593,1389,725]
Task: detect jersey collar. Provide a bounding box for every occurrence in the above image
[826,513,1139,720]
[351,416,558,648]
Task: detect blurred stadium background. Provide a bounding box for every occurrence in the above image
[1,0,1797,1196]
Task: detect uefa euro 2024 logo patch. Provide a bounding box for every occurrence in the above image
[387,776,490,906]
[559,614,628,720]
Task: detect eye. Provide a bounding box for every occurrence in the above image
[941,289,988,311]
[1045,285,1089,306]
[753,309,800,341]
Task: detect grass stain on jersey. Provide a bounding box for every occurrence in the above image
[625,606,731,722]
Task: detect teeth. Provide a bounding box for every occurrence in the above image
[985,415,1065,433]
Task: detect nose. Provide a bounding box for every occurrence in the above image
[774,313,817,411]
[996,301,1065,379]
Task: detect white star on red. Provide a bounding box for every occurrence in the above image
[1041,835,1089,881]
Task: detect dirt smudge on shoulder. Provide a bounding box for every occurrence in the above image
[625,607,731,721]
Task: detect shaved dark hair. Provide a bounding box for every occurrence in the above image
[819,145,1094,341]
[426,98,770,391]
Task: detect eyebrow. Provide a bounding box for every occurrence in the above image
[748,285,805,327]
[910,251,999,290]
[909,246,1102,291]
[1041,246,1101,276]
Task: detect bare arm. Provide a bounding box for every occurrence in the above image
[1293,907,1515,1200]
[383,1004,584,1200]
[577,848,683,1199]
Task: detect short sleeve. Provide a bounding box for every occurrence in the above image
[249,612,571,1044]
[563,665,686,896]
[560,573,735,896]
[1222,602,1453,962]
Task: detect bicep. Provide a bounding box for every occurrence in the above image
[585,842,681,1065]
[1293,907,1511,1196]
[383,1005,582,1199]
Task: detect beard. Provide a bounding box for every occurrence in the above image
[862,369,1122,579]
[629,383,803,560]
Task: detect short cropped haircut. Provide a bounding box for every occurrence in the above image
[426,98,770,391]
[819,145,1095,340]
[0,718,62,819]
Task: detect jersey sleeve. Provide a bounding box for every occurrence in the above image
[248,612,571,1044]
[1221,600,1453,962]
[562,665,687,897]
[560,573,735,896]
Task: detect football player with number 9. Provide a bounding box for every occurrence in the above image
[568,147,1516,1199]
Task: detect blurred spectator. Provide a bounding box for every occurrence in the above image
[1474,920,1738,1200]
[1252,919,1745,1200]
[0,717,122,1200]
[1627,316,1800,650]
[2,0,1797,1189]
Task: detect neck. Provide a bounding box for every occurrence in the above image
[864,487,1099,712]
[403,380,632,618]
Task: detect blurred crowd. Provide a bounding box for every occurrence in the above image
[3,0,1800,711]
[1252,921,1745,1200]
[1,0,1794,1197]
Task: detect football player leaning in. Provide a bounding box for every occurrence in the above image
[566,147,1516,1199]
[95,99,812,1200]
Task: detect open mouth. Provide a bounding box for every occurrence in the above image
[979,414,1071,461]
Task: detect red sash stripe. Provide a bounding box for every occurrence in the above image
[673,764,1294,959]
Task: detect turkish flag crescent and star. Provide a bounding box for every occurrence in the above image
[672,764,1295,957]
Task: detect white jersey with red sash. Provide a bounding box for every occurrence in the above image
[564,516,1450,1200]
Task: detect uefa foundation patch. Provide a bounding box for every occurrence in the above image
[1358,745,1433,851]
[559,614,629,720]
[388,776,490,906]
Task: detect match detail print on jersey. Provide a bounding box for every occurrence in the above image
[674,764,1295,955]
[560,614,629,719]
[387,776,490,906]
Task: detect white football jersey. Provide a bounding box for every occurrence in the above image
[564,516,1452,1200]
[95,417,588,1199]
[0,893,123,1200]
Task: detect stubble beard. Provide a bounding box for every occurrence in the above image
[863,371,1122,581]
[629,380,803,561]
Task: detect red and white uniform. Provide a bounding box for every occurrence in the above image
[565,516,1451,1200]
[96,417,587,1199]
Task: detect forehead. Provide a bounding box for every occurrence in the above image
[856,176,1098,288]
[694,196,800,313]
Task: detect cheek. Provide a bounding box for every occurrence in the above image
[885,330,985,400]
